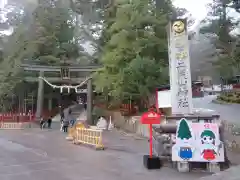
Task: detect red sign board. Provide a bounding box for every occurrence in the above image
[141,111,161,124]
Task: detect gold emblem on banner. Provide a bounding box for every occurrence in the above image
[176,51,188,60]
[172,20,185,34]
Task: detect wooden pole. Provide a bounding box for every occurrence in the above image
[149,124,153,158]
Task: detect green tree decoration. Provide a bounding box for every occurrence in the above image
[177,118,192,140]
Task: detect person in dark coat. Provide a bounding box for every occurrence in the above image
[47,116,52,129]
[60,111,64,120]
[68,108,72,115]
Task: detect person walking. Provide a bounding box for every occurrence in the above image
[62,117,69,132]
[70,117,76,127]
[47,116,52,129]
[40,116,46,129]
[60,111,64,131]
[61,111,64,120]
[68,108,74,128]
[84,102,87,110]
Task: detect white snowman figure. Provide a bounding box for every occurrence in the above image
[96,116,108,130]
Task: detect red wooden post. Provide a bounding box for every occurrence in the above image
[149,124,153,157]
[141,110,162,169]
[141,111,161,158]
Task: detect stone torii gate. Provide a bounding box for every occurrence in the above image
[21,64,100,124]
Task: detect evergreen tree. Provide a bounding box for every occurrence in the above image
[200,0,240,78]
[93,0,171,106]
[0,0,89,110]
[177,119,192,140]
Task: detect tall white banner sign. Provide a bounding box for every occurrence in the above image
[168,19,193,114]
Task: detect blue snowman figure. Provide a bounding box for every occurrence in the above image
[179,147,193,160]
[176,119,193,160]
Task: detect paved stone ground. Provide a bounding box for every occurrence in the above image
[0,127,212,180]
[193,95,240,123]
[199,165,240,180]
[52,104,86,122]
[7,95,236,180]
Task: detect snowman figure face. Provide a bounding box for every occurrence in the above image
[201,135,214,145]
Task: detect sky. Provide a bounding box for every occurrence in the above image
[0,0,211,20]
[0,0,7,9]
[173,0,212,31]
[173,0,212,20]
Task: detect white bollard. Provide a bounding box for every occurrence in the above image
[108,116,114,130]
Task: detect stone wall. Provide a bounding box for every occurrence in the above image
[106,110,240,151]
[99,110,149,137]
[107,111,150,137]
[222,121,240,155]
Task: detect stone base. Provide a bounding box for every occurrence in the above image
[143,155,162,169]
[177,162,190,172]
[207,162,220,173]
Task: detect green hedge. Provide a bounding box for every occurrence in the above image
[217,92,240,103]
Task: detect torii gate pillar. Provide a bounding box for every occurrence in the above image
[36,71,44,119]
[87,78,93,125]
